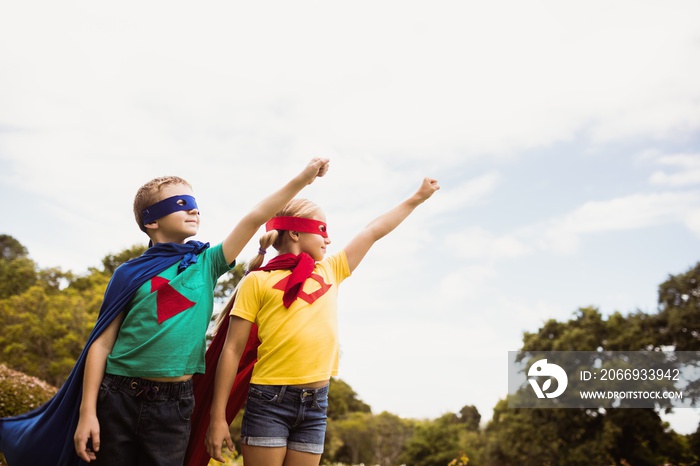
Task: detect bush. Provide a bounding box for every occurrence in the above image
[0,364,58,465]
[0,364,57,418]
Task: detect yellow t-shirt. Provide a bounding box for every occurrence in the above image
[231,252,351,385]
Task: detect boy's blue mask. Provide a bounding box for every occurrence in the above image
[142,195,199,225]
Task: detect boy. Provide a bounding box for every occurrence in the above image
[0,158,328,466]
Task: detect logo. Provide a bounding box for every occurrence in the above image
[527,359,568,398]
[273,273,332,304]
[151,276,196,324]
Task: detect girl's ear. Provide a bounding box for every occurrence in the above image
[286,230,300,242]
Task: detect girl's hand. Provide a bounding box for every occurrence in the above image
[301,158,330,185]
[205,419,236,463]
[415,177,440,202]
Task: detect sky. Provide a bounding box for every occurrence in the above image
[2,1,700,433]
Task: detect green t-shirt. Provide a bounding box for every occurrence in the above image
[105,243,233,378]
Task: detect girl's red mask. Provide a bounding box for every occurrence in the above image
[265,216,328,238]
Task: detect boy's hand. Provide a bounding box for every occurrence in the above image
[415,177,440,202]
[206,419,236,463]
[301,157,330,185]
[74,414,100,462]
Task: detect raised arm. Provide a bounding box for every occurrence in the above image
[344,177,439,272]
[221,158,329,264]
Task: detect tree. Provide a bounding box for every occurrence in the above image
[100,244,148,275]
[0,234,28,260]
[0,235,37,299]
[655,261,700,351]
[482,259,700,466]
[331,411,377,465]
[484,399,615,466]
[0,245,111,385]
[214,262,246,301]
[399,414,465,466]
[639,263,700,402]
[688,422,700,458]
[322,378,372,463]
[604,408,692,465]
[0,273,107,386]
[328,411,414,466]
[372,412,414,466]
[327,377,371,420]
[459,405,481,432]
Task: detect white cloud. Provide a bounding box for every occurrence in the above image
[650,153,700,187]
[2,1,699,185]
[436,263,498,304]
[431,172,502,216]
[444,189,700,262]
[540,191,700,252]
[445,227,531,260]
[685,210,700,237]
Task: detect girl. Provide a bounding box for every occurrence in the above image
[205,177,439,466]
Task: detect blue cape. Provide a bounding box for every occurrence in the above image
[0,241,209,466]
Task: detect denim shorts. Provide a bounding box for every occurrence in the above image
[94,374,194,466]
[241,383,329,454]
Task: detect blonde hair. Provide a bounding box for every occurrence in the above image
[133,176,192,233]
[246,198,323,272]
[213,198,323,333]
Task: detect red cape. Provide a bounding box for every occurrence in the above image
[184,297,259,466]
[185,254,312,465]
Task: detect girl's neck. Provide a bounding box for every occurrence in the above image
[276,245,302,256]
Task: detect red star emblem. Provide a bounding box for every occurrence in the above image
[273,273,332,305]
[151,276,196,324]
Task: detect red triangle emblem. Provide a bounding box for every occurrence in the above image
[151,276,196,324]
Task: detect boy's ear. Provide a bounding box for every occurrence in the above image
[144,221,159,232]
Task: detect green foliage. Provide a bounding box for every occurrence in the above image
[486,262,700,466]
[323,378,373,463]
[399,414,465,466]
[687,423,700,458]
[372,411,415,466]
[0,364,59,466]
[3,234,700,465]
[0,363,57,418]
[100,244,148,275]
[327,411,414,466]
[459,405,481,432]
[603,408,694,465]
[656,262,700,351]
[330,411,376,464]
[0,256,36,299]
[36,266,74,291]
[0,275,107,386]
[484,399,614,465]
[0,234,28,261]
[0,235,37,300]
[0,236,109,386]
[215,262,246,301]
[327,378,371,420]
